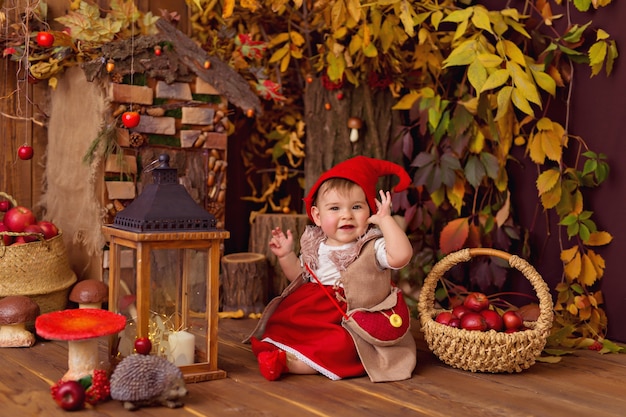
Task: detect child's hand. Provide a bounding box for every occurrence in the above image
[368,190,393,225]
[269,227,294,259]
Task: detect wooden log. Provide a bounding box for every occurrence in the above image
[220,252,268,314]
[248,214,310,297]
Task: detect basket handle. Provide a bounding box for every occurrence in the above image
[0,192,18,207]
[418,248,554,336]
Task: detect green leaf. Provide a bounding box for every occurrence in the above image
[464,154,486,188]
[480,152,500,179]
[561,22,591,43]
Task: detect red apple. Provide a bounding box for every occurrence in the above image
[435,311,454,326]
[480,309,504,331]
[502,310,524,331]
[21,224,44,243]
[452,304,471,319]
[448,317,461,328]
[134,337,152,355]
[0,200,10,212]
[121,111,140,128]
[54,380,86,411]
[18,145,34,160]
[463,292,490,312]
[3,206,37,232]
[460,312,488,331]
[36,31,55,48]
[0,223,12,246]
[37,220,59,240]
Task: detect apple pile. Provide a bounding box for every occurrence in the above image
[0,202,59,246]
[435,292,525,333]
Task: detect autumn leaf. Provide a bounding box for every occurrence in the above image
[579,253,598,286]
[563,248,581,282]
[439,217,469,254]
[585,230,613,246]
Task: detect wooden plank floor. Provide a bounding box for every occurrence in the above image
[1,318,625,417]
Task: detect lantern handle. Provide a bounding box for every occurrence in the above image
[143,154,170,173]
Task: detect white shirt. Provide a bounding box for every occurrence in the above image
[308,238,394,286]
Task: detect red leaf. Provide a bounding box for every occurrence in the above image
[439,217,469,254]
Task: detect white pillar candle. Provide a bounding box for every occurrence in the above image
[168,330,195,366]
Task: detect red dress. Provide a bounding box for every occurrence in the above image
[252,282,366,380]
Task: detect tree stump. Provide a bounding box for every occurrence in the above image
[249,214,310,297]
[220,252,268,314]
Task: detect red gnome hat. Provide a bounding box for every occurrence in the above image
[303,156,411,221]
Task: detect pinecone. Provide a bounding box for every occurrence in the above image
[110,72,124,83]
[129,132,146,147]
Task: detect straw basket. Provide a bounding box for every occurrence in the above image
[418,248,553,373]
[0,193,76,315]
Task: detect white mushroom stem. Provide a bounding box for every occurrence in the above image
[63,338,100,381]
[0,323,35,347]
[79,302,103,309]
[349,128,359,143]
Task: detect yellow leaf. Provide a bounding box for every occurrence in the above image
[481,68,510,93]
[540,181,562,209]
[290,30,305,46]
[346,0,361,22]
[471,6,492,34]
[446,176,466,214]
[476,53,508,68]
[587,249,606,279]
[500,39,526,66]
[443,39,477,68]
[222,0,235,18]
[453,17,469,42]
[579,253,598,286]
[468,128,485,153]
[540,123,566,162]
[494,85,513,121]
[280,52,290,72]
[567,303,578,315]
[269,44,290,64]
[536,168,560,195]
[585,231,613,246]
[468,59,487,92]
[392,91,421,110]
[527,131,546,164]
[531,68,557,96]
[511,86,533,116]
[508,61,542,106]
[560,245,579,263]
[563,250,581,282]
[399,0,415,37]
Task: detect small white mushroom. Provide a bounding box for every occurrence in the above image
[0,296,40,347]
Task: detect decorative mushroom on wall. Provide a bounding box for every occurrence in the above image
[69,279,109,309]
[0,295,40,347]
[347,117,363,143]
[35,309,126,381]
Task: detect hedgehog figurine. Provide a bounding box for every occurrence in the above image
[110,354,188,411]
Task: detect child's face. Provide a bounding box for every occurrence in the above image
[310,184,370,246]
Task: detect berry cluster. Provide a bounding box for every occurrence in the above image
[50,369,111,410]
[85,369,111,405]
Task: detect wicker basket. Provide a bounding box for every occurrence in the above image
[0,193,77,315]
[418,248,553,373]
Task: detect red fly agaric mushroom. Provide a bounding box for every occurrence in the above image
[35,309,126,381]
[69,279,109,309]
[0,295,40,347]
[347,117,363,143]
